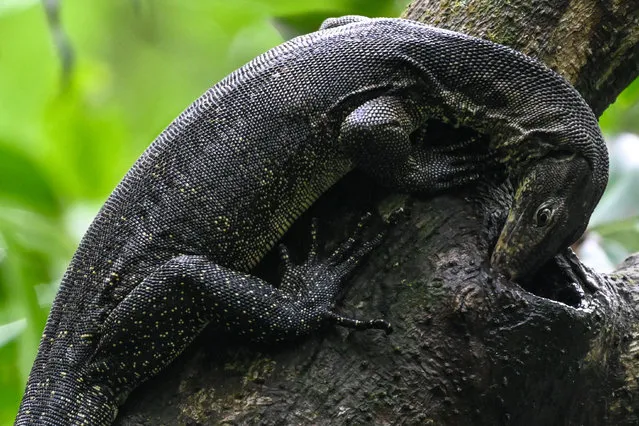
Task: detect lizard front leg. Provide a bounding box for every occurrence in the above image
[76,218,387,423]
[340,95,486,193]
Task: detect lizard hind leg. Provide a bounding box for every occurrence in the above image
[86,216,390,397]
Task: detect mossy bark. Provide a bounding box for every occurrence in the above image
[117,0,639,424]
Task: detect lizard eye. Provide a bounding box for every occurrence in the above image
[534,207,553,227]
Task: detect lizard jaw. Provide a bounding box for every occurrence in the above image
[491,234,523,281]
[490,202,529,281]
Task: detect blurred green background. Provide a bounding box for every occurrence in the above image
[0,0,637,422]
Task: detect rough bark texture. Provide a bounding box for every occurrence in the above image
[117,0,639,424]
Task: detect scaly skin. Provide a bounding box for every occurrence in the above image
[16,16,607,425]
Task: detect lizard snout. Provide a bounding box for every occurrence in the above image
[490,243,517,281]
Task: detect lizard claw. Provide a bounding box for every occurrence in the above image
[277,214,389,334]
[324,311,393,334]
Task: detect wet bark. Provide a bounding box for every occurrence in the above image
[117,0,639,424]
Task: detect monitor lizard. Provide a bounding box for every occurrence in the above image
[16,16,608,425]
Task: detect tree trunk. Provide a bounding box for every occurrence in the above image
[116,1,639,424]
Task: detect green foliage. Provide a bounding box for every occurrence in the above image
[583,78,639,269]
[0,1,636,422]
[600,78,639,135]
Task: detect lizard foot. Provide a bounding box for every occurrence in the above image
[278,214,391,333]
[408,138,491,192]
[429,134,480,154]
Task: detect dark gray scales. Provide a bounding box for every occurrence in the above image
[16,16,607,425]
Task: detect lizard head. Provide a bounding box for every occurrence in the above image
[490,153,597,281]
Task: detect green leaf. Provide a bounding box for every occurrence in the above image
[0,143,60,215]
[0,319,27,347]
[0,0,39,16]
[600,77,639,135]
